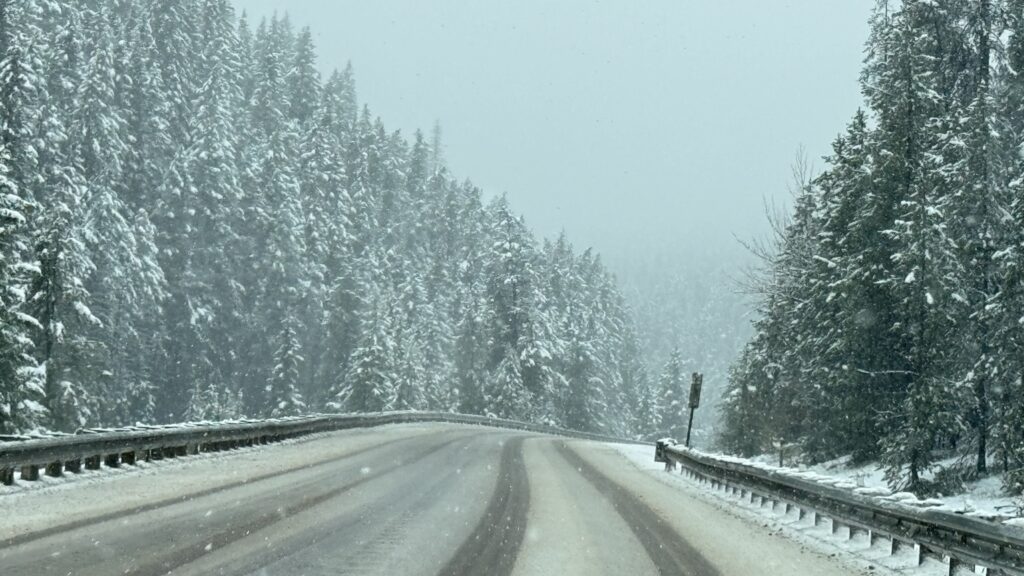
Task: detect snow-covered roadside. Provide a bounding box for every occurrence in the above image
[662,446,1023,526]
[1,428,332,495]
[612,443,958,575]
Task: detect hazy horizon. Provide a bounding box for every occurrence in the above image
[232,0,872,272]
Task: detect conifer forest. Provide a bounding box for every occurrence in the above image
[0,0,654,437]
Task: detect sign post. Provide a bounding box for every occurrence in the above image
[685,372,702,447]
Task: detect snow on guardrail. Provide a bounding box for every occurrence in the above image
[0,411,646,486]
[656,439,1024,576]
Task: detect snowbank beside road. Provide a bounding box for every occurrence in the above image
[681,446,1022,525]
[613,442,1020,576]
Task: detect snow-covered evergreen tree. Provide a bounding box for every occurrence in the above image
[0,141,44,433]
[266,318,305,417]
[335,289,394,413]
[657,349,687,439]
[486,346,531,420]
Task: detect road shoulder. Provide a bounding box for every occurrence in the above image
[569,440,882,576]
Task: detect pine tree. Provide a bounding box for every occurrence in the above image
[485,195,538,409]
[562,311,604,433]
[0,0,45,201]
[806,111,879,461]
[298,89,350,403]
[0,141,44,433]
[172,0,246,415]
[950,0,1004,476]
[993,0,1024,490]
[454,285,489,415]
[657,349,687,439]
[287,26,319,126]
[486,346,531,420]
[26,3,95,432]
[335,288,394,413]
[76,6,170,426]
[865,0,964,489]
[150,0,197,152]
[392,334,426,411]
[266,318,305,417]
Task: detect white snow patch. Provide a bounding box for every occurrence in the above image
[613,442,1024,572]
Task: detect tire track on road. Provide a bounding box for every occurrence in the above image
[197,434,495,576]
[555,441,721,576]
[128,434,471,576]
[1,430,437,548]
[440,436,530,576]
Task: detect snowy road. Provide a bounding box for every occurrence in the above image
[0,424,872,576]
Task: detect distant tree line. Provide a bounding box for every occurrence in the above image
[0,0,654,436]
[618,253,751,444]
[722,0,1024,494]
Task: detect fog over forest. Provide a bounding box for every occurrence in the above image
[231,0,873,440]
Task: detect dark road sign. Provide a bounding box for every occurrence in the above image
[689,372,703,409]
[686,372,703,447]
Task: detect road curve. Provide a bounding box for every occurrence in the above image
[0,423,871,576]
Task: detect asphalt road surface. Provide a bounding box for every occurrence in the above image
[0,423,872,575]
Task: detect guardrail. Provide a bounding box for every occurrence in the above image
[0,411,645,486]
[656,440,1024,576]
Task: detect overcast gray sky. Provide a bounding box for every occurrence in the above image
[233,0,872,271]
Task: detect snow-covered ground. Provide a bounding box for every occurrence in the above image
[671,447,1023,525]
[578,440,884,575]
[3,426,934,576]
[612,443,1019,575]
[792,453,1023,523]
